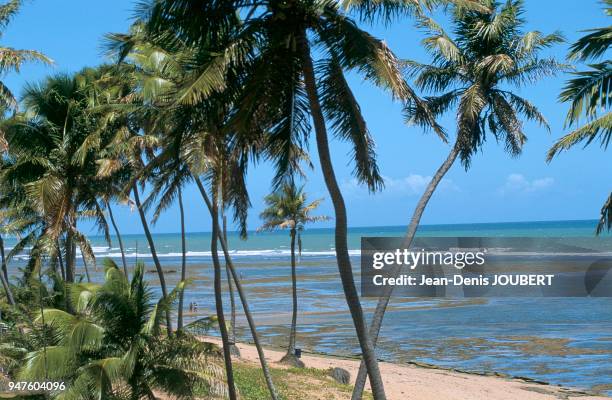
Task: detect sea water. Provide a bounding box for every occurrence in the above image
[4,219,612,394]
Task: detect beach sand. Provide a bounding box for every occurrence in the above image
[200,336,610,400]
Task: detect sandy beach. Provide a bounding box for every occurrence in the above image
[200,336,610,400]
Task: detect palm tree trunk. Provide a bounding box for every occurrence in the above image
[280,227,300,366]
[65,229,76,283]
[106,200,128,277]
[0,234,14,306]
[193,175,279,400]
[132,183,173,335]
[211,193,237,400]
[223,213,239,356]
[177,187,187,331]
[298,33,387,400]
[56,240,66,281]
[0,235,7,284]
[81,250,92,283]
[352,142,459,399]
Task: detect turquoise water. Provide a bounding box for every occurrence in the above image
[4,219,612,394]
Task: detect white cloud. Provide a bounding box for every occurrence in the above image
[341,174,458,197]
[498,173,554,195]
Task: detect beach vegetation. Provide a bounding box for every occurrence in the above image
[259,182,329,367]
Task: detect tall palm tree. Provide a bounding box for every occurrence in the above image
[259,183,329,367]
[12,259,227,399]
[2,72,116,284]
[0,0,50,296]
[547,0,612,233]
[104,23,282,398]
[78,61,176,335]
[141,2,443,396]
[352,1,566,397]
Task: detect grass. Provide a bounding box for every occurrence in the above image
[233,362,374,400]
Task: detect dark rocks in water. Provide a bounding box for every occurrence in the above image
[328,367,350,385]
[146,269,177,274]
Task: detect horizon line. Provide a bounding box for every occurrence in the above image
[83,217,600,237]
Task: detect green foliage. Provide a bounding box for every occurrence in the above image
[259,183,329,235]
[546,0,612,234]
[1,260,226,399]
[405,0,565,167]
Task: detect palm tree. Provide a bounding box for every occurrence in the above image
[104,24,282,398]
[0,0,50,297]
[12,259,227,399]
[258,183,329,367]
[353,1,566,397]
[79,61,176,335]
[2,72,117,284]
[547,0,612,233]
[141,2,445,396]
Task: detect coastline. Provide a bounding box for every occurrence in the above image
[199,336,610,400]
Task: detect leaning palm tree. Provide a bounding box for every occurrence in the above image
[105,23,284,399]
[141,2,444,396]
[258,183,329,367]
[547,0,612,234]
[352,1,566,397]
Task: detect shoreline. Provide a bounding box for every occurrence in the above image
[199,336,610,400]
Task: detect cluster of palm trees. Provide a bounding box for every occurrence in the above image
[0,0,609,399]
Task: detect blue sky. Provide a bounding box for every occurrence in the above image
[3,1,610,234]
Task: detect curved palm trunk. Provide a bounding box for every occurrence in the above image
[193,175,279,400]
[211,194,237,400]
[56,240,66,281]
[298,34,386,400]
[81,251,92,283]
[177,188,187,331]
[107,200,128,277]
[132,184,173,335]
[65,228,76,283]
[352,142,459,399]
[280,227,301,366]
[0,235,7,284]
[300,36,386,400]
[0,235,15,305]
[223,213,240,356]
[0,270,14,306]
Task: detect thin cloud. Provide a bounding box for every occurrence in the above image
[498,173,554,195]
[342,174,458,198]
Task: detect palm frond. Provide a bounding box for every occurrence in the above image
[318,57,383,192]
[547,112,612,160]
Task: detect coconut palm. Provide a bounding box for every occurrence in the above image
[1,72,120,284]
[141,2,446,396]
[77,61,177,335]
[0,0,50,295]
[547,0,612,233]
[9,259,227,399]
[103,23,286,398]
[352,1,566,397]
[258,183,329,367]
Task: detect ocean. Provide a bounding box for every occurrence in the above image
[4,219,612,395]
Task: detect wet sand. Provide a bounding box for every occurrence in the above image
[200,336,610,400]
